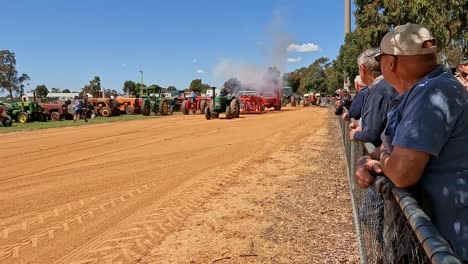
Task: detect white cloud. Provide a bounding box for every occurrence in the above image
[192,58,198,64]
[287,43,320,53]
[196,69,205,74]
[287,57,302,63]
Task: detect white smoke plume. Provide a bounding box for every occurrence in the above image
[213,12,291,96]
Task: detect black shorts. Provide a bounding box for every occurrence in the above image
[75,109,84,115]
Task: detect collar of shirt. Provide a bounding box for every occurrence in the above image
[367,75,384,91]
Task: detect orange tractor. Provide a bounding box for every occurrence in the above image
[115,98,140,115]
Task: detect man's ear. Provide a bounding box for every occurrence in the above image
[390,57,398,72]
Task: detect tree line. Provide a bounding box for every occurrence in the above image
[284,0,467,94]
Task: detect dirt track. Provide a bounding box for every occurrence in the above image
[0,107,357,263]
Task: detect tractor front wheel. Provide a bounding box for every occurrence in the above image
[1,115,12,127]
[159,100,169,115]
[51,112,61,121]
[101,107,111,117]
[205,107,211,120]
[17,112,29,123]
[125,106,135,115]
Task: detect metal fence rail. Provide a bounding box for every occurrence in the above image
[337,110,461,264]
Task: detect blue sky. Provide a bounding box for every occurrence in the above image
[3,0,355,93]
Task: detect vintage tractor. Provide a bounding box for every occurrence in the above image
[1,98,49,123]
[180,96,208,115]
[87,98,121,117]
[205,87,240,120]
[261,92,282,111]
[303,93,318,107]
[40,102,73,121]
[115,97,141,115]
[139,87,170,116]
[238,91,266,114]
[0,105,13,127]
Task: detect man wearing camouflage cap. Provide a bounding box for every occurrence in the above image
[354,23,468,260]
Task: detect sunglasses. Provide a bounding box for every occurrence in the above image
[375,54,398,63]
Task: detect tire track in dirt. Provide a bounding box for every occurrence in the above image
[0,107,323,264]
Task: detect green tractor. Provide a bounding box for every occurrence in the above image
[0,100,49,123]
[139,87,171,116]
[205,87,240,120]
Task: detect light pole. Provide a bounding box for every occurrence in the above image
[139,70,144,85]
[344,0,351,91]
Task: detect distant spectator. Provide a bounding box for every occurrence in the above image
[334,89,352,115]
[454,58,468,90]
[342,75,368,121]
[355,23,468,260]
[350,48,397,147]
[73,96,87,123]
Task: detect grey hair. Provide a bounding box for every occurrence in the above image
[357,48,381,77]
[354,75,366,87]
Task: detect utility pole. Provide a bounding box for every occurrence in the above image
[139,70,144,85]
[344,0,351,91]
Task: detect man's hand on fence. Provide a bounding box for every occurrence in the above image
[350,126,362,141]
[355,156,382,189]
[349,120,358,130]
[342,112,349,121]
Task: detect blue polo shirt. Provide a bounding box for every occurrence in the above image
[382,65,468,260]
[353,76,398,146]
[348,87,368,120]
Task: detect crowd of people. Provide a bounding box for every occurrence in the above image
[336,23,468,261]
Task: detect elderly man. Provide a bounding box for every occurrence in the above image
[455,58,468,90]
[349,48,397,146]
[342,75,368,121]
[355,23,468,260]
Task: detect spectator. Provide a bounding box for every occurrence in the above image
[350,48,397,147]
[334,89,352,115]
[454,58,468,90]
[73,96,87,123]
[342,75,368,121]
[354,23,468,260]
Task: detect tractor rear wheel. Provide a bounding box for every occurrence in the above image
[159,100,169,115]
[291,96,296,107]
[101,107,111,117]
[205,107,211,120]
[141,101,150,116]
[181,100,189,115]
[230,98,240,118]
[200,100,206,114]
[125,106,135,115]
[2,115,12,127]
[51,112,61,121]
[225,106,232,119]
[17,112,29,123]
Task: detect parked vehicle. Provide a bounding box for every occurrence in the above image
[115,97,140,115]
[205,87,240,120]
[0,106,12,127]
[87,98,120,117]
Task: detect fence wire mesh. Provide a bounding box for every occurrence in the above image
[336,110,461,264]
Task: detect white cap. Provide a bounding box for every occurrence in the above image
[369,23,437,57]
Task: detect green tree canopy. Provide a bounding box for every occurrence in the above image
[166,86,177,91]
[189,79,204,93]
[35,84,49,98]
[0,50,30,99]
[82,76,102,97]
[123,80,138,96]
[62,89,71,93]
[51,88,61,93]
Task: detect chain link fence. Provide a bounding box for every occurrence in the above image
[337,109,461,264]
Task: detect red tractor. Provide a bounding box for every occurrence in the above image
[238,91,266,114]
[260,90,282,111]
[180,96,209,115]
[0,106,13,127]
[40,102,73,121]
